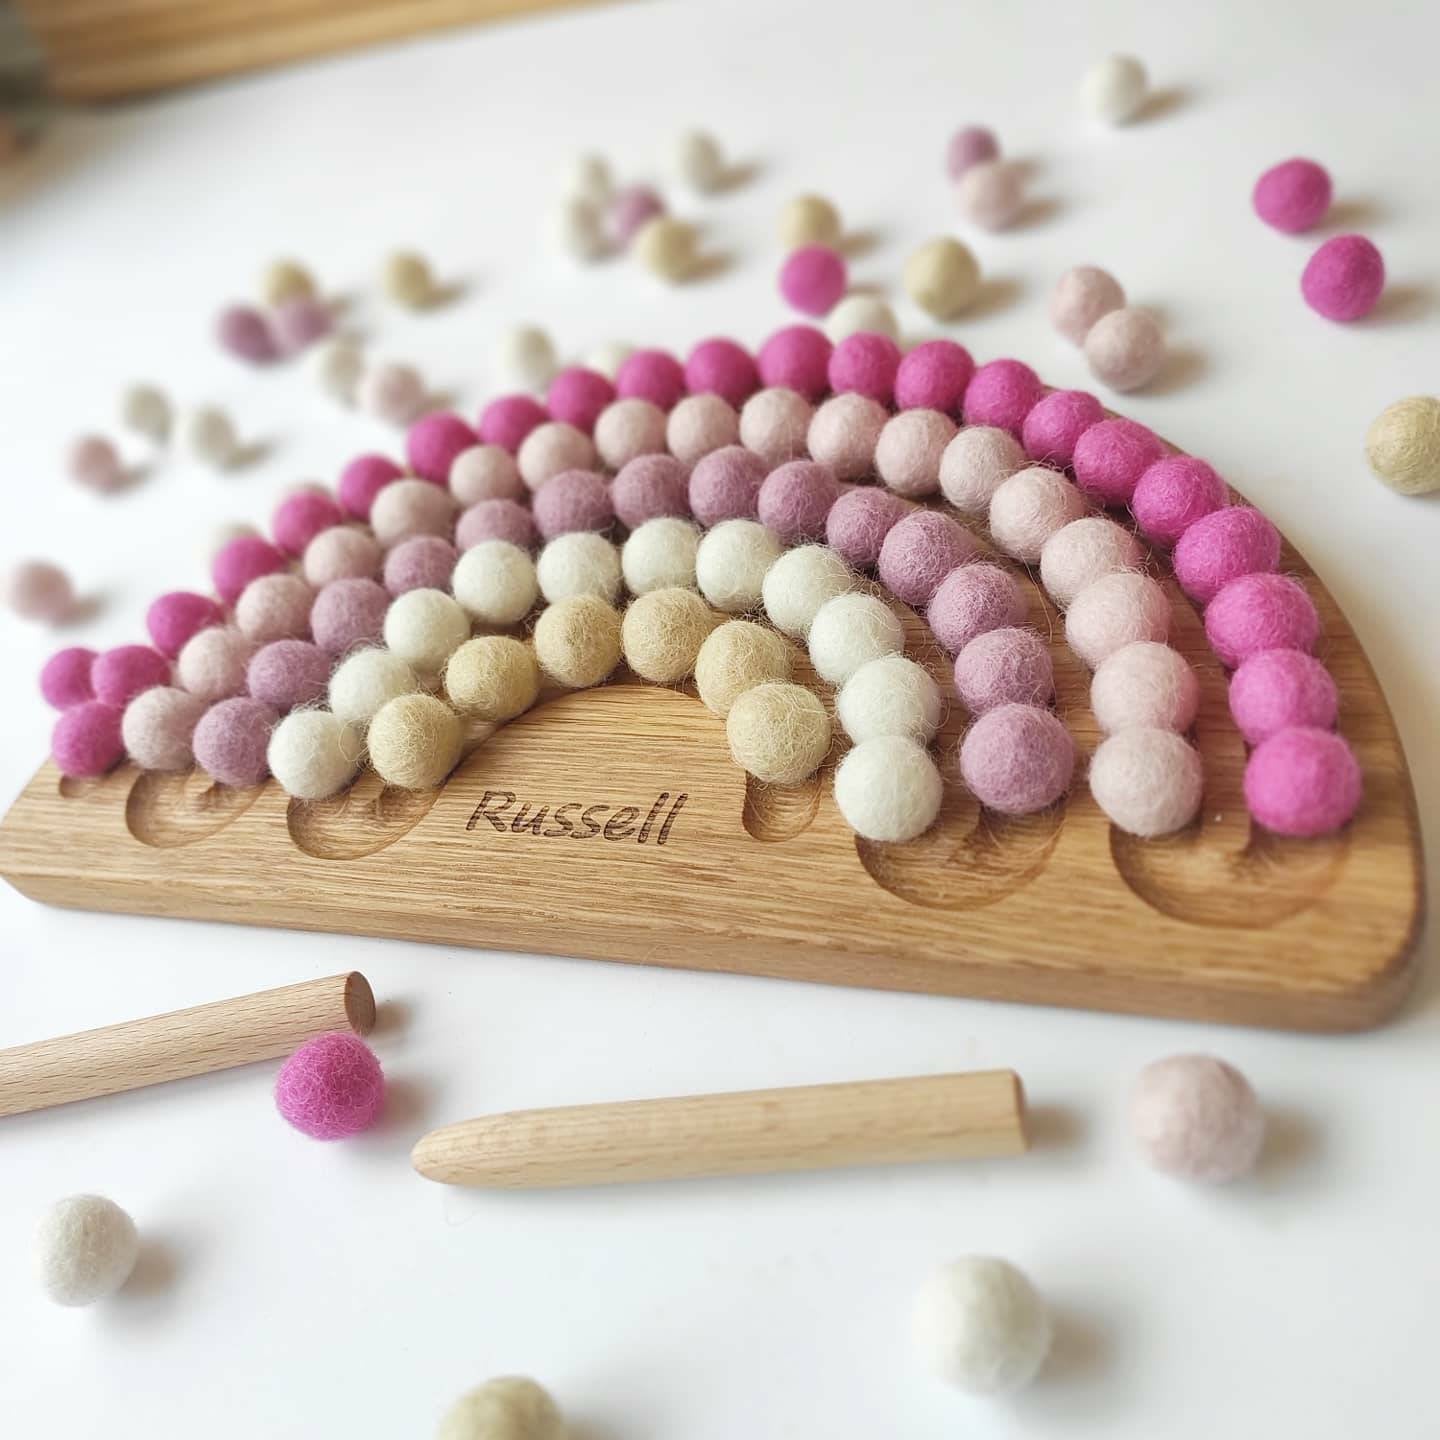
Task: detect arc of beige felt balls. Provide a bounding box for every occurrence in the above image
[262,257,317,306]
[634,216,699,282]
[383,249,437,308]
[806,592,905,685]
[725,680,831,784]
[1365,395,1440,496]
[453,541,539,625]
[694,619,792,715]
[537,532,621,604]
[621,587,720,682]
[695,519,783,612]
[382,587,471,673]
[533,594,622,688]
[437,1375,565,1440]
[1089,726,1203,836]
[492,325,558,393]
[761,544,854,636]
[367,691,463,790]
[328,647,419,728]
[903,237,981,319]
[621,517,700,595]
[35,1194,139,1306]
[825,294,899,344]
[836,653,942,743]
[267,709,362,800]
[1084,306,1166,392]
[779,193,842,249]
[833,734,943,841]
[444,635,540,722]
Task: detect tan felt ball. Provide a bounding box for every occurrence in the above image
[903,237,982,319]
[1366,396,1440,496]
[367,692,463,790]
[726,681,832,784]
[695,620,793,715]
[778,193,843,249]
[262,258,317,307]
[621,588,721,683]
[445,636,541,722]
[533,595,622,689]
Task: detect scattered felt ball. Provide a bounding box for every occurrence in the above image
[1021,389,1105,468]
[1092,641,1199,734]
[1085,306,1166,391]
[192,695,277,787]
[261,257,316,306]
[695,519,784,612]
[1080,52,1148,123]
[453,540,539,625]
[1252,157,1332,234]
[1050,264,1126,344]
[338,453,404,520]
[807,592,904,685]
[40,646,97,710]
[120,383,172,443]
[761,544,854,636]
[807,392,888,479]
[877,509,978,606]
[954,627,1054,713]
[824,293,899,344]
[122,685,208,771]
[1091,727,1203,836]
[989,466,1087,562]
[633,215,699,282]
[616,347,687,409]
[780,244,847,318]
[67,433,125,492]
[517,421,598,492]
[310,335,366,405]
[956,159,1024,231]
[437,1376,565,1440]
[1039,515,1143,605]
[757,324,833,402]
[216,303,277,363]
[51,701,124,778]
[310,577,391,654]
[92,644,170,707]
[176,626,255,701]
[247,638,332,711]
[368,691,464,789]
[1205,573,1319,668]
[825,487,911,569]
[1172,506,1282,603]
[621,517,699,595]
[456,498,539,553]
[779,193,842,249]
[668,394,741,467]
[235,573,315,644]
[7,559,74,623]
[828,331,901,404]
[1244,725,1362,835]
[725,681,831,784]
[358,361,428,426]
[451,444,525,506]
[383,587,471,674]
[304,525,383,587]
[836,654,941,744]
[611,454,690,528]
[532,468,614,541]
[963,358,1043,437]
[1365,395,1440,495]
[757,458,842,542]
[673,127,725,190]
[927,563,1028,654]
[739,386,814,466]
[1301,234,1385,321]
[946,124,1000,179]
[383,249,437,307]
[595,397,668,470]
[185,405,240,468]
[903,236,981,320]
[275,1031,385,1139]
[688,444,767,526]
[834,734,943,841]
[268,709,361,800]
[1066,571,1170,667]
[960,703,1075,814]
[875,409,959,499]
[532,594,623,688]
[329,647,419,729]
[444,636,540,722]
[695,620,792,715]
[270,296,332,354]
[1229,648,1338,744]
[1132,456,1227,544]
[938,424,1026,514]
[384,535,458,597]
[1130,1054,1265,1182]
[564,150,612,205]
[538,531,623,603]
[607,183,666,247]
[549,194,607,261]
[622,587,719,682]
[35,1195,139,1307]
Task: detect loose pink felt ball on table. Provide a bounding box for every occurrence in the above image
[1301,235,1385,322]
[269,297,332,353]
[1021,390,1104,468]
[338,454,404,520]
[1072,418,1165,506]
[1131,1055,1266,1182]
[406,413,477,483]
[959,703,1075,814]
[828,333,901,406]
[247,639,331,710]
[456,499,538,552]
[667,395,740,466]
[547,368,617,434]
[67,434,125,492]
[1253,158,1332,234]
[303,527,382,587]
[216,304,277,363]
[1204,573,1319,668]
[52,701,124,778]
[275,1031,384,1140]
[40,647,97,709]
[894,340,975,415]
[193,696,277,788]
[875,410,958,497]
[1244,726,1361,836]
[779,244,847,316]
[825,488,911,569]
[757,325,833,402]
[878,510,978,606]
[612,454,691,528]
[757,460,842,542]
[689,446,768,527]
[1131,456,1227,545]
[1172,507,1281,603]
[1229,648,1338,744]
[147,592,225,658]
[616,348,687,410]
[686,339,760,408]
[212,536,287,606]
[963,359,1043,437]
[92,645,170,707]
[927,563,1028,654]
[450,445,523,505]
[808,393,888,479]
[954,627,1054,713]
[272,491,344,556]
[533,469,615,540]
[384,536,457,595]
[607,184,666,247]
[310,578,391,655]
[478,394,549,453]
[946,124,1000,179]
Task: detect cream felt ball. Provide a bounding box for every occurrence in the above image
[807,593,905,685]
[1039,516,1144,606]
[695,620,792,716]
[762,544,854,637]
[622,587,720,683]
[383,588,471,674]
[437,1375,565,1440]
[35,1195,139,1306]
[1080,53,1149,124]
[492,325,558,393]
[989,467,1087,562]
[807,392,889,479]
[939,425,1026,514]
[1066,571,1170,668]
[903,236,981,319]
[824,293,899,344]
[1085,306,1166,392]
[956,160,1024,231]
[453,541,539,625]
[122,686,208,772]
[834,735,943,842]
[235,573,314,643]
[533,595,623,688]
[367,692,463,790]
[673,127,725,190]
[1050,264,1126,345]
[303,526,382,587]
[1365,395,1440,496]
[1092,641,1199,733]
[267,710,361,800]
[875,409,958,498]
[1090,727,1203,836]
[667,393,740,465]
[913,1256,1051,1395]
[726,681,831,784]
[695,520,784,612]
[537,532,622,604]
[594,397,668,469]
[177,626,255,701]
[370,478,458,549]
[329,648,419,729]
[450,445,524,506]
[634,215,699,282]
[837,654,942,743]
[622,517,700,595]
[1130,1054,1265,1183]
[517,421,597,491]
[739,387,814,466]
[444,636,540,721]
[779,193,842,249]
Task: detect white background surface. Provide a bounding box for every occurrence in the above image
[2,1,1438,1435]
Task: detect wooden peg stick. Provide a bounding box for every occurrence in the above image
[412,1068,1026,1188]
[0,971,375,1119]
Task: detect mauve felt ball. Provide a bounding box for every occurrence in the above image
[893,341,975,417]
[8,560,75,622]
[247,639,331,711]
[757,460,842,543]
[828,333,902,406]
[533,469,614,540]
[337,454,404,520]
[826,488,911,569]
[1131,1055,1266,1182]
[193,696,277,787]
[52,701,124,778]
[406,413,477,483]
[685,339,760,408]
[959,703,1075,814]
[1229,648,1338,744]
[67,434,125,492]
[216,304,277,363]
[953,627,1054,713]
[612,455,691,528]
[547,367,617,434]
[122,685,208,771]
[40,647,97,710]
[272,490,344,556]
[92,645,170,707]
[147,592,224,658]
[1244,726,1362,836]
[1253,158,1332,234]
[478,393,549,453]
[1021,390,1104,468]
[616,348,687,410]
[607,183,666,246]
[1072,418,1165,505]
[946,124,1000,180]
[275,1031,385,1140]
[875,410,958,498]
[1301,234,1385,322]
[1172,507,1281,603]
[1131,456,1227,545]
[757,325,833,402]
[963,359,1043,437]
[310,578,391,655]
[808,393,887,479]
[878,510,979,607]
[779,244,847,316]
[384,536,457,596]
[269,296,332,354]
[928,564,1028,654]
[1204,573,1319,668]
[456,498,538,552]
[689,446,768,527]
[212,536,287,605]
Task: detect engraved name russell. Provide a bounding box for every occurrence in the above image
[466,789,689,845]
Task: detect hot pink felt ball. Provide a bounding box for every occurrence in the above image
[807,393,887,480]
[1072,418,1165,505]
[1131,456,1227,545]
[92,645,170,707]
[1301,235,1385,322]
[877,510,979,607]
[478,393,549,453]
[757,325,833,402]
[406,413,478,484]
[1253,158,1332,235]
[456,498,538,552]
[212,536,287,606]
[40,647,97,710]
[688,446,768,527]
[247,639,331,711]
[275,1031,385,1140]
[533,469,615,540]
[667,395,740,466]
[825,488,911,569]
[962,358,1043,437]
[756,460,842,542]
[607,184,666,247]
[616,348,687,410]
[272,490,344,557]
[828,333,902,406]
[52,701,124,778]
[269,297,332,353]
[612,454,691,528]
[1021,390,1104,468]
[927,563,1028,654]
[1172,507,1281,604]
[893,340,975,417]
[384,535,457,596]
[216,304,277,363]
[547,367,617,435]
[779,244,847,317]
[959,703,1075,814]
[310,578,391,655]
[193,696,277,788]
[337,454,404,520]
[1205,573,1319,668]
[1229,648,1338,744]
[1244,726,1361,836]
[147,591,224,658]
[953,626,1054,713]
[685,339,760,408]
[946,124,1000,179]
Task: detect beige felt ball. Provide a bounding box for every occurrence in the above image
[1039,515,1144,606]
[666,394,740,466]
[328,647,419,728]
[267,709,361,800]
[533,594,622,688]
[595,398,668,469]
[825,294,899,344]
[304,526,382,587]
[444,635,540,721]
[1066,571,1170,668]
[262,258,316,306]
[1084,306,1166,392]
[634,216,699,282]
[537,532,622,604]
[517,420,597,491]
[382,587,471,674]
[383,249,436,308]
[622,517,700,595]
[694,620,793,715]
[904,237,982,319]
[369,478,458,548]
[739,387,814,466]
[452,540,539,625]
[672,127,725,191]
[779,193,842,249]
[695,519,783,612]
[622,587,720,682]
[437,1375,564,1440]
[366,692,463,790]
[726,681,831,784]
[1366,396,1440,496]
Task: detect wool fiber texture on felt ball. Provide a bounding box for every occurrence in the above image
[329,648,418,728]
[668,394,740,466]
[894,340,975,416]
[1092,641,1199,734]
[533,595,622,688]
[779,193,842,250]
[52,701,124,778]
[517,421,597,491]
[696,520,784,612]
[533,469,614,541]
[1229,648,1337,743]
[946,124,1000,178]
[369,478,457,549]
[1132,456,1227,545]
[825,489,911,570]
[824,294,899,344]
[622,587,720,682]
[954,627,1054,713]
[612,454,690,528]
[939,425,1026,514]
[276,1031,385,1139]
[1204,573,1319,668]
[875,409,957,498]
[695,621,793,715]
[121,686,207,770]
[634,215,699,281]
[956,160,1024,231]
[877,510,978,607]
[904,237,981,319]
[739,387,814,466]
[990,467,1087,562]
[1085,306,1166,392]
[1130,1054,1265,1182]
[807,392,888,479]
[453,541,539,625]
[248,639,331,711]
[960,703,1075,814]
[177,626,255,701]
[92,644,170,708]
[1171,507,1281,604]
[1090,727,1203,836]
[384,536,458,597]
[1039,515,1144,606]
[927,563,1028,655]
[456,499,538,553]
[407,413,477,483]
[1022,389,1104,468]
[835,654,944,750]
[302,527,377,585]
[1080,53,1148,123]
[1301,234,1385,322]
[757,459,842,542]
[725,681,831,784]
[538,532,622,604]
[368,692,463,789]
[1066,571,1170,667]
[451,445,524,506]
[267,710,361,800]
[547,367,616,433]
[595,398,668,469]
[192,696,277,788]
[622,518,700,595]
[834,734,943,841]
[1244,725,1361,836]
[213,535,287,605]
[807,592,905,685]
[444,636,540,722]
[913,1256,1052,1395]
[762,545,854,636]
[689,445,768,527]
[40,646,97,709]
[757,325,833,401]
[1072,417,1164,505]
[273,490,344,557]
[35,1195,139,1307]
[383,588,471,674]
[310,578,390,655]
[437,1376,565,1440]
[1365,395,1440,495]
[235,573,314,643]
[1050,265,1125,345]
[828,332,901,405]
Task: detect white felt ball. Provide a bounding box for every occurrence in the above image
[1039,515,1144,606]
[328,647,419,728]
[1080,53,1149,124]
[672,127,725,191]
[913,1256,1052,1396]
[383,587,471,674]
[836,654,942,743]
[537,532,622,604]
[622,517,700,595]
[309,335,365,404]
[453,540,539,625]
[438,1375,566,1440]
[185,406,239,468]
[268,709,362,800]
[121,382,171,442]
[35,1195,139,1306]
[825,294,899,344]
[834,735,943,841]
[1084,306,1166,392]
[1091,641,1199,734]
[564,151,612,206]
[1066,571,1170,668]
[807,592,905,685]
[492,325,558,393]
[939,425,1027,514]
[1131,1054,1265,1183]
[586,340,634,380]
[761,544,854,637]
[1089,726,1203,836]
[989,466,1087,562]
[696,519,783,613]
[549,194,608,262]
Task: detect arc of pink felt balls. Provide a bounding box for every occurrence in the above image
[778,245,848,317]
[1131,456,1227,545]
[406,413,478,484]
[756,325,833,403]
[1204,573,1320,668]
[547,368,617,435]
[1172,506,1281,604]
[893,340,975,416]
[1228,648,1338,745]
[337,454,405,520]
[147,591,225,658]
[616,349,687,410]
[478,394,549,453]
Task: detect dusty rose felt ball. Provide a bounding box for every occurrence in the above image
[272,490,344,556]
[616,348,686,409]
[235,573,315,643]
[146,592,225,659]
[478,393,549,453]
[893,340,975,415]
[216,303,276,363]
[337,454,404,520]
[310,578,391,655]
[956,159,1024,230]
[406,412,477,483]
[275,1031,385,1140]
[51,701,124,778]
[989,466,1087,563]
[122,685,208,771]
[962,358,1043,437]
[1084,307,1166,391]
[756,325,833,402]
[1301,234,1385,321]
[192,696,277,787]
[383,536,457,596]
[247,639,331,711]
[1021,390,1104,468]
[303,527,382,587]
[456,498,538,552]
[176,626,255,701]
[807,393,887,480]
[953,626,1054,713]
[685,338,760,407]
[1229,648,1338,744]
[212,536,287,605]
[667,394,740,466]
[1072,418,1165,505]
[1204,573,1319,668]
[1039,516,1144,607]
[547,367,617,434]
[877,510,979,606]
[927,563,1027,654]
[779,244,847,316]
[1253,157,1332,234]
[826,488,911,569]
[828,333,902,405]
[959,703,1075,814]
[939,426,1026,514]
[1066,571,1170,668]
[40,646,97,709]
[1172,507,1281,603]
[1131,1055,1266,1182]
[92,645,170,707]
[612,454,691,527]
[1244,726,1362,836]
[67,433,125,492]
[594,398,668,469]
[269,296,332,353]
[1131,456,1227,545]
[756,460,841,542]
[689,446,767,527]
[607,183,666,246]
[875,410,958,498]
[449,445,523,505]
[533,469,614,540]
[946,124,1000,179]
[739,387,814,466]
[369,478,458,548]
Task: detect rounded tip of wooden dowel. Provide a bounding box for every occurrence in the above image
[342,972,376,1035]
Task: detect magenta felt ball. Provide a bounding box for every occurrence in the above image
[686,338,761,408]
[1022,390,1104,468]
[757,325,833,402]
[92,645,170,707]
[384,536,457,595]
[946,124,1000,179]
[269,296,332,353]
[828,333,901,405]
[310,578,390,655]
[40,647,97,709]
[216,304,276,363]
[756,460,842,542]
[779,245,847,317]
[52,701,124,778]
[272,490,344,556]
[547,367,617,435]
[894,340,976,415]
[826,488,911,569]
[1244,726,1361,836]
[959,703,1075,814]
[1229,648,1338,744]
[456,498,538,552]
[1253,157,1333,234]
[962,358,1043,437]
[533,469,614,540]
[338,454,404,520]
[612,454,690,528]
[193,696,277,787]
[212,536,287,606]
[1131,457,1227,545]
[608,184,666,246]
[954,627,1054,713]
[1172,507,1281,603]
[877,510,979,607]
[247,639,331,710]
[147,591,225,658]
[616,349,686,410]
[927,563,1028,654]
[1301,235,1385,322]
[478,393,549,453]
[275,1031,384,1140]
[1072,418,1166,505]
[689,446,768,527]
[406,413,477,483]
[1205,573,1319,668]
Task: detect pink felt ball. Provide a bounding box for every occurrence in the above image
[685,338,760,408]
[894,340,976,416]
[275,1031,385,1140]
[269,296,332,353]
[739,387,814,466]
[146,592,224,658]
[1204,573,1319,668]
[828,333,901,406]
[1229,648,1338,744]
[449,445,523,506]
[959,703,1075,814]
[825,488,911,569]
[1301,235,1385,322]
[667,395,740,466]
[384,536,457,596]
[533,469,614,540]
[216,304,277,363]
[193,696,277,787]
[779,244,847,316]
[1131,456,1227,545]
[176,626,255,701]
[946,124,1000,179]
[612,454,691,528]
[337,454,404,520]
[212,536,287,606]
[1021,390,1105,468]
[927,563,1028,654]
[1072,418,1165,505]
[875,410,958,498]
[122,686,208,771]
[757,325,833,402]
[310,578,391,655]
[67,434,125,492]
[303,527,382,587]
[271,490,344,557]
[1253,158,1332,234]
[962,358,1043,437]
[877,510,979,607]
[478,393,549,453]
[92,645,170,707]
[616,348,687,410]
[954,626,1054,713]
[456,498,538,552]
[688,446,768,527]
[1172,507,1282,604]
[1131,1055,1266,1182]
[595,398,668,470]
[608,183,665,246]
[51,701,124,778]
[1244,726,1361,836]
[756,460,842,542]
[247,639,331,711]
[40,647,97,710]
[547,367,617,435]
[807,393,887,480]
[406,413,478,483]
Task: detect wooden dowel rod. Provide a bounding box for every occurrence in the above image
[0,972,374,1118]
[412,1069,1026,1188]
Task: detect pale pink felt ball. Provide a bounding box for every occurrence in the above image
[337,454,404,520]
[52,701,124,778]
[310,578,391,655]
[616,348,686,410]
[1089,727,1204,837]
[1244,726,1361,836]
[938,426,1026,514]
[176,626,255,701]
[828,332,901,406]
[946,124,1000,179]
[1253,158,1332,234]
[595,398,668,470]
[275,1031,385,1140]
[1204,573,1319,669]
[235,573,314,643]
[8,560,74,623]
[369,477,458,548]
[533,469,615,540]
[688,445,767,526]
[1050,265,1126,346]
[384,536,457,596]
[456,498,538,552]
[212,536,287,605]
[611,454,691,528]
[547,367,617,434]
[406,412,478,483]
[756,460,841,542]
[359,358,427,428]
[1301,234,1385,322]
[927,563,1027,654]
[1131,1055,1266,1182]
[757,325,833,402]
[216,304,277,363]
[1021,389,1104,468]
[1072,418,1164,506]
[478,393,549,453]
[92,645,170,707]
[122,685,208,771]
[989,466,1087,562]
[1039,515,1144,606]
[67,433,125,492]
[40,647,97,709]
[518,421,597,491]
[247,639,331,711]
[1066,571,1170,668]
[826,488,911,569]
[147,592,225,659]
[1229,648,1338,744]
[667,394,740,467]
[1131,457,1226,545]
[963,358,1043,437]
[193,696,278,788]
[739,387,814,466]
[1172,507,1281,604]
[1091,641,1199,734]
[878,510,979,606]
[685,338,760,408]
[303,526,382,587]
[449,445,523,506]
[954,626,1054,713]
[272,490,343,557]
[269,296,332,354]
[779,244,847,316]
[1085,307,1166,392]
[956,159,1024,230]
[607,184,666,246]
[875,409,959,498]
[807,393,888,480]
[959,703,1075,814]
[894,340,975,416]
